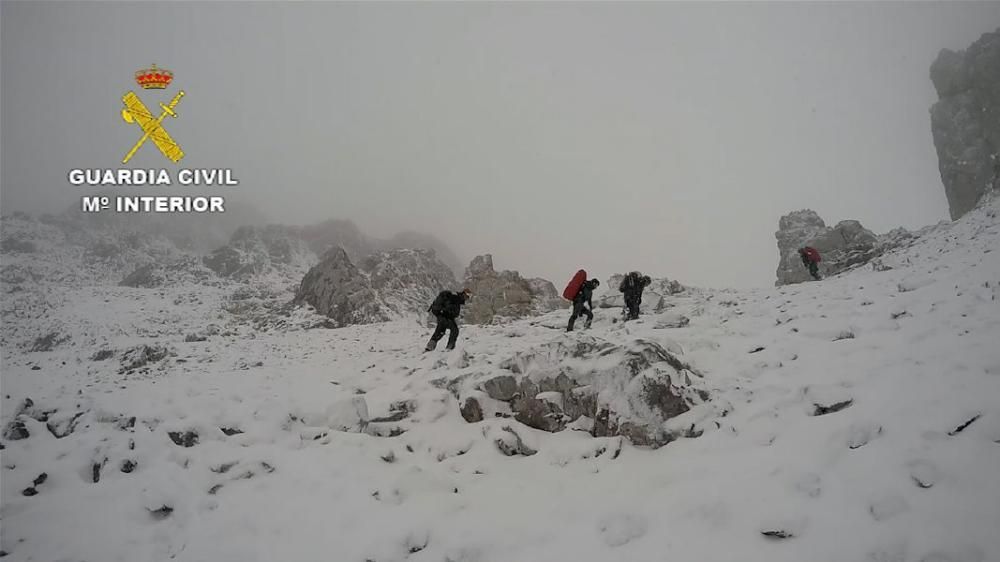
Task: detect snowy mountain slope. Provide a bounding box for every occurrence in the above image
[1,201,999,562]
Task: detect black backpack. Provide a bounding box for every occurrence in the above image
[428,291,448,315]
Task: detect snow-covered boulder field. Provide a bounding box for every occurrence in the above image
[2,200,999,561]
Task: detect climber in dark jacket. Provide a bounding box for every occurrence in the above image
[567,279,600,332]
[619,271,652,321]
[799,247,821,280]
[425,288,471,351]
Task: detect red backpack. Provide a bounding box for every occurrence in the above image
[803,247,821,263]
[562,269,587,301]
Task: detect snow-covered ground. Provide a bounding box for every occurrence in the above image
[2,200,1000,562]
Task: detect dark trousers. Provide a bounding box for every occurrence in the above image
[801,256,820,280]
[427,315,459,350]
[624,294,641,320]
[567,301,593,331]
[807,261,820,280]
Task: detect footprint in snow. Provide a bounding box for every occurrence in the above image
[598,512,648,547]
[869,494,910,522]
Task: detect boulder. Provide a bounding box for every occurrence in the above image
[461,254,567,324]
[463,336,709,448]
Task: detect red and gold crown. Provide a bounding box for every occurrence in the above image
[134,64,173,89]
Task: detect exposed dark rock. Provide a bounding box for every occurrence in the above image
[29,332,70,352]
[121,460,137,473]
[761,529,794,540]
[460,397,484,423]
[46,412,84,438]
[4,420,29,441]
[92,458,106,483]
[948,414,981,436]
[149,505,174,520]
[119,344,171,373]
[494,426,537,457]
[640,377,690,420]
[168,431,199,447]
[512,397,566,432]
[90,349,115,361]
[813,399,854,416]
[220,427,243,436]
[21,487,37,497]
[480,375,519,402]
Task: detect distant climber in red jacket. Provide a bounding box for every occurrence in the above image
[799,247,821,280]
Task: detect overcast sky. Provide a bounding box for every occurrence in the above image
[2,2,998,288]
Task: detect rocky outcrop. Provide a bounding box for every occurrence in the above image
[774,210,913,286]
[294,247,392,326]
[461,255,567,325]
[359,248,457,316]
[458,336,711,448]
[294,246,459,327]
[930,28,1000,220]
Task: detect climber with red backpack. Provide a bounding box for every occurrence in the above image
[563,269,599,331]
[799,246,822,280]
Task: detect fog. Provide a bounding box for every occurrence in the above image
[2,2,998,288]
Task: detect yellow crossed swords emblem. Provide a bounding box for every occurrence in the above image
[120,90,185,164]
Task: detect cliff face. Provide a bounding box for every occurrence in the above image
[930,28,1000,220]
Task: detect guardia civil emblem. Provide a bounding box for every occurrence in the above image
[120,64,185,164]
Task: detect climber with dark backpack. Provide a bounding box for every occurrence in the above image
[563,270,599,331]
[425,288,471,351]
[619,271,652,321]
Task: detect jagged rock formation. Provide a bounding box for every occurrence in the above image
[461,255,567,325]
[458,336,711,448]
[775,210,912,286]
[294,248,392,326]
[294,247,457,327]
[597,274,685,312]
[930,28,1000,220]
